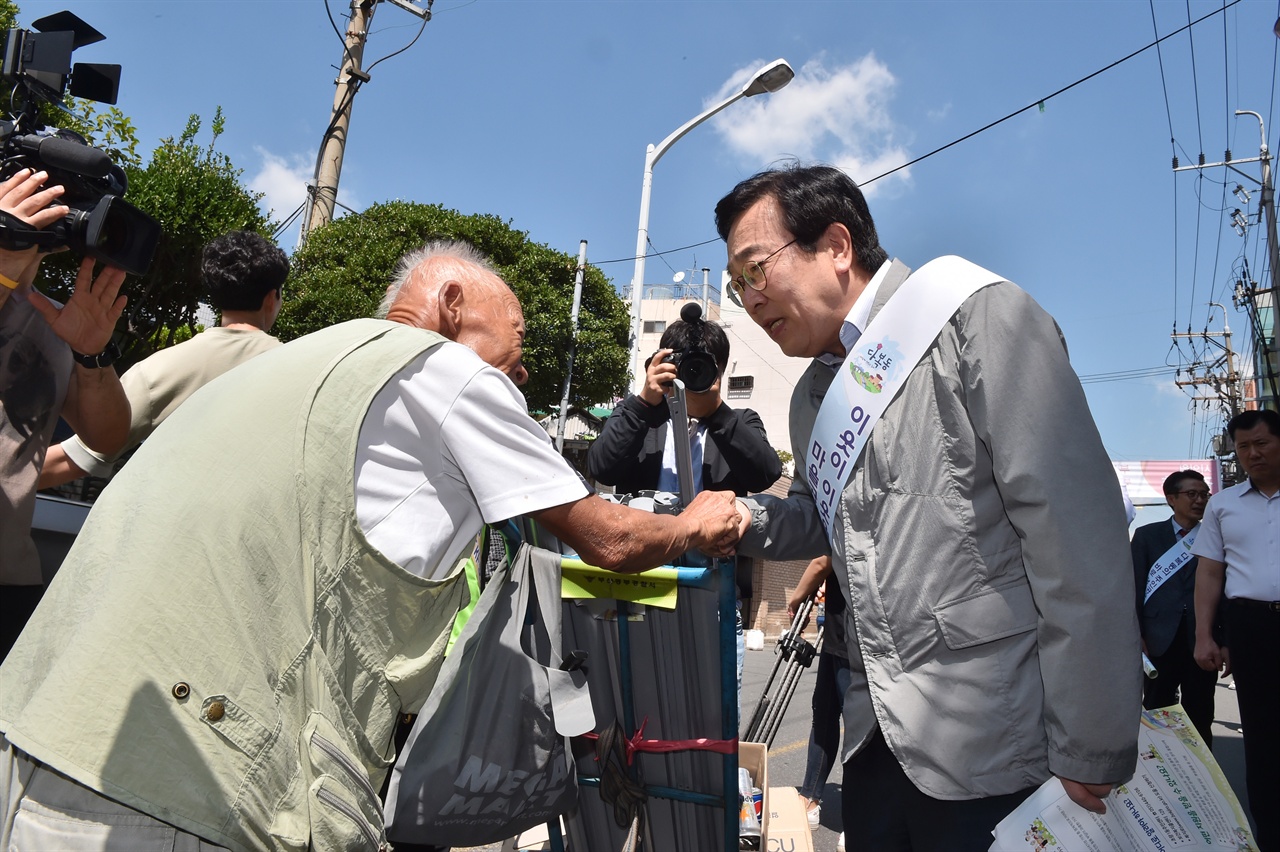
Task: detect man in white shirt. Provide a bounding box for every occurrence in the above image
[38,230,287,488]
[1192,407,1280,851]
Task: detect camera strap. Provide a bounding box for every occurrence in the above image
[806,256,1002,543]
[0,209,62,252]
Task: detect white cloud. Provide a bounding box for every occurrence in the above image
[926,103,952,122]
[247,147,364,249]
[709,54,911,195]
[248,147,311,223]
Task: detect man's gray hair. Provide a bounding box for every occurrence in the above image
[375,240,501,319]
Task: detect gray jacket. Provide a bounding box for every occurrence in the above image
[741,260,1140,799]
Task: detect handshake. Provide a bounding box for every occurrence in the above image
[680,490,751,560]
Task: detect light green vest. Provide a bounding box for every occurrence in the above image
[0,319,473,851]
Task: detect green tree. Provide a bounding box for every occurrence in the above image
[281,201,631,412]
[118,110,273,355]
[36,110,273,364]
[4,8,272,365]
[46,97,142,168]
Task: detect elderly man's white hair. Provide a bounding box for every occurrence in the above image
[375,240,502,319]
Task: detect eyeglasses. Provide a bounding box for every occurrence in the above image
[727,239,798,306]
[1172,489,1211,501]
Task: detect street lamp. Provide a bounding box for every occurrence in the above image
[627,58,795,388]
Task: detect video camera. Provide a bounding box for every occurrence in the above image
[0,11,159,276]
[644,301,720,394]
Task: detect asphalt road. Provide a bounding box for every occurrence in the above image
[457,643,1252,852]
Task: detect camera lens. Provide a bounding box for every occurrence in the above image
[677,351,719,393]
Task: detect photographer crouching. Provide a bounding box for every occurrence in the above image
[0,168,129,662]
[587,304,782,699]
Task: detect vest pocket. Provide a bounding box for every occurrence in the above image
[303,718,388,851]
[199,694,273,757]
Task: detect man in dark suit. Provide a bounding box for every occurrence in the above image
[1131,469,1216,745]
[586,312,781,502]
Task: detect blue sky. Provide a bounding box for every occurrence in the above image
[17,0,1280,487]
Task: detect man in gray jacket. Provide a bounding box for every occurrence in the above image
[711,164,1139,850]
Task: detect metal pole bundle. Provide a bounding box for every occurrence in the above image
[741,602,821,746]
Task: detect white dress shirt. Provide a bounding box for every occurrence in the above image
[1190,477,1280,601]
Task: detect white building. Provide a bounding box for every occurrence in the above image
[630,273,811,462]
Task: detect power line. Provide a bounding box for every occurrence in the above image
[631,1,1244,269]
[862,0,1242,187]
[365,1,431,74]
[593,237,722,267]
[1077,366,1178,385]
[1185,0,1207,167]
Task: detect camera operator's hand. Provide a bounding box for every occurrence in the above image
[0,169,69,307]
[0,168,68,229]
[25,257,127,357]
[639,348,679,407]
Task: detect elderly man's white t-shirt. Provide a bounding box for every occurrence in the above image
[354,341,588,579]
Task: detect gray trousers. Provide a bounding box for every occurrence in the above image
[1,733,228,851]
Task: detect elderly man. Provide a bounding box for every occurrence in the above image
[0,240,741,851]
[1,168,129,662]
[713,164,1139,850]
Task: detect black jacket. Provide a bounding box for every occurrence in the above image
[1131,518,1198,658]
[586,394,782,498]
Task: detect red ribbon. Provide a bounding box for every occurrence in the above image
[580,718,739,766]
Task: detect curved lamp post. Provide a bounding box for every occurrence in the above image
[627,58,795,388]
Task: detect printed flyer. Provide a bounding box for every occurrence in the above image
[990,706,1256,851]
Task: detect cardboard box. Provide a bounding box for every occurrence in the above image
[738,741,769,848]
[765,787,815,852]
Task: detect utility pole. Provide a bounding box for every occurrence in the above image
[555,241,588,453]
[1173,110,1279,413]
[298,0,432,249]
[300,0,376,247]
[1173,303,1243,479]
[1173,304,1242,415]
[1237,110,1280,411]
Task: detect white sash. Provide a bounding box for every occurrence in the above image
[1143,525,1199,603]
[806,256,1002,542]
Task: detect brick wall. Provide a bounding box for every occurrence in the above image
[743,474,820,641]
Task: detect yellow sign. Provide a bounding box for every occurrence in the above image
[560,559,680,610]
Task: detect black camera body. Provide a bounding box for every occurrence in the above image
[645,302,720,394]
[0,12,159,276]
[661,347,719,394]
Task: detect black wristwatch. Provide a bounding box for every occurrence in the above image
[72,340,121,369]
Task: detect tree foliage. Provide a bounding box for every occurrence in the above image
[36,110,273,365]
[280,201,631,412]
[4,5,271,367]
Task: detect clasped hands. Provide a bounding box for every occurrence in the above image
[680,491,752,560]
